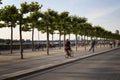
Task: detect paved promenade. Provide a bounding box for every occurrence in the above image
[0,45,119,80]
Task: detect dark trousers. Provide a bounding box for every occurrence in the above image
[65,48,72,57]
[89,45,95,52]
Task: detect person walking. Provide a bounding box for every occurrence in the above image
[89,39,96,52]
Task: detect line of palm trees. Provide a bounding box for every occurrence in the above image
[0,1,120,59]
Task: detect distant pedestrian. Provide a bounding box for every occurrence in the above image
[89,39,96,52]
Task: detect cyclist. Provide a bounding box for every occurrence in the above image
[64,39,72,57]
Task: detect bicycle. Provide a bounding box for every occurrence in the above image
[65,48,74,58]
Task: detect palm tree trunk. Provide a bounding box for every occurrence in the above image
[46,26,49,55]
[102,38,104,47]
[63,33,66,47]
[52,33,54,45]
[38,30,40,41]
[86,36,88,49]
[59,31,62,49]
[19,16,23,59]
[100,38,101,48]
[84,35,86,50]
[10,26,13,54]
[81,35,84,46]
[75,34,78,51]
[59,33,61,48]
[32,27,35,51]
[103,38,105,47]
[96,37,98,48]
[69,34,70,40]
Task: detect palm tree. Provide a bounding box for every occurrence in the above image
[0,5,18,54]
[94,26,105,47]
[16,2,42,59]
[48,10,58,45]
[58,11,69,48]
[83,23,92,49]
[71,16,87,51]
[27,2,42,51]
[17,2,31,59]
[49,28,55,45]
[55,13,63,49]
[39,9,58,55]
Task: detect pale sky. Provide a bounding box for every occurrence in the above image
[0,0,120,40]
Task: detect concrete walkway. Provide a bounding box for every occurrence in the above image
[0,46,119,80]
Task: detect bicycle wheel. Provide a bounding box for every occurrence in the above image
[65,50,70,58]
[70,50,74,57]
[65,53,68,58]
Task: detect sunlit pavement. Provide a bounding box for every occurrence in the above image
[0,45,119,80]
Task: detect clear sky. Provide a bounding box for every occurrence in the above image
[0,0,120,40]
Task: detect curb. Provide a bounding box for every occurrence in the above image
[1,47,119,80]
